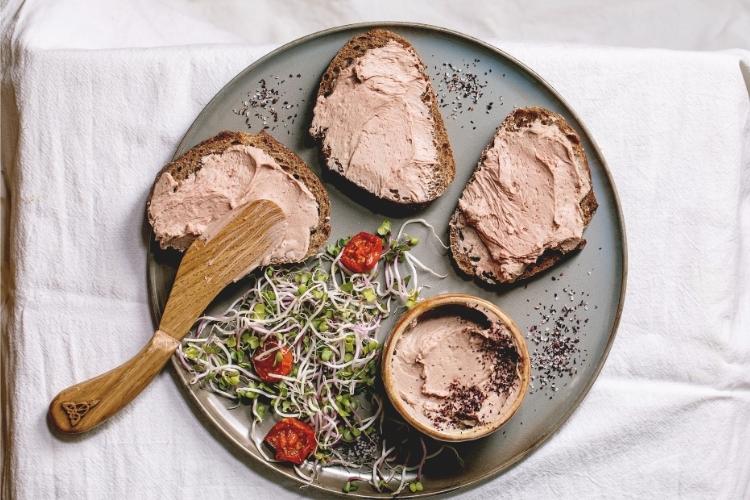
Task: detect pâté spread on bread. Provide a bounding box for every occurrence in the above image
[148,144,319,264]
[451,107,597,284]
[389,305,523,433]
[310,34,450,204]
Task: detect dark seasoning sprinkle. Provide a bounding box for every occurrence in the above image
[430,56,504,122]
[233,74,304,134]
[525,271,595,398]
[429,323,520,430]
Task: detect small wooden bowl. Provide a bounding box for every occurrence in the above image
[381,293,530,442]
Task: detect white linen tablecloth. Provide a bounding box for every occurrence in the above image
[3,8,750,500]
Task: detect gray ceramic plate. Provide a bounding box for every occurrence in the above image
[147,22,626,498]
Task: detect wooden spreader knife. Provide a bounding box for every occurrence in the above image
[49,200,286,434]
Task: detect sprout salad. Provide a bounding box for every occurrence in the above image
[177,220,462,493]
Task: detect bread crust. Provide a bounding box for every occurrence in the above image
[146,130,331,262]
[449,107,598,285]
[311,28,455,209]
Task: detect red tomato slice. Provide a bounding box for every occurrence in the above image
[264,417,317,464]
[253,340,293,383]
[340,232,383,273]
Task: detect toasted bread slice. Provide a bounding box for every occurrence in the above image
[147,130,330,263]
[450,107,597,285]
[310,28,454,209]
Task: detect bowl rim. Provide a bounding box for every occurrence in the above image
[381,293,531,442]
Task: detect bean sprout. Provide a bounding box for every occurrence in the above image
[178,220,461,492]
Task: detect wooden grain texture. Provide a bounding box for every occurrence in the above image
[49,200,286,434]
[159,200,286,338]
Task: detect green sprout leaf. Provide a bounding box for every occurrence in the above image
[362,288,376,303]
[237,387,258,400]
[342,481,359,493]
[184,345,200,361]
[248,335,260,349]
[409,481,424,492]
[253,303,266,319]
[406,290,420,309]
[222,371,240,387]
[377,220,392,236]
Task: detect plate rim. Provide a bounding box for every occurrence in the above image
[147,20,629,498]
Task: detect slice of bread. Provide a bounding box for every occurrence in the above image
[310,28,454,210]
[147,130,330,263]
[450,107,597,285]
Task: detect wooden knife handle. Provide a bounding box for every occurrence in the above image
[48,330,179,434]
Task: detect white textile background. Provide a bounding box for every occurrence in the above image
[2,1,749,499]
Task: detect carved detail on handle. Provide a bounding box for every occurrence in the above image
[61,400,100,427]
[48,330,179,433]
